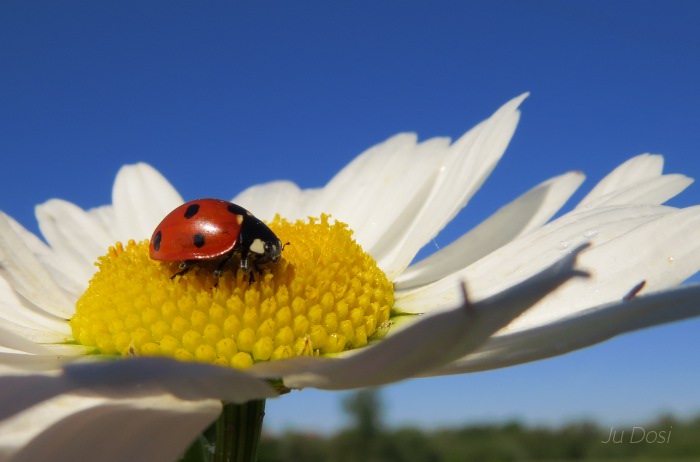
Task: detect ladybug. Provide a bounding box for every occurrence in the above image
[149,198,283,280]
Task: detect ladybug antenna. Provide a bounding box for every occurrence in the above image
[282,242,291,250]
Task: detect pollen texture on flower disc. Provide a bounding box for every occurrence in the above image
[70,215,393,369]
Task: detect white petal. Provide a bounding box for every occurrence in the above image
[232,180,320,222]
[4,211,86,297]
[112,163,184,241]
[576,174,692,210]
[396,171,585,289]
[0,320,68,345]
[0,358,276,427]
[575,154,692,210]
[0,325,55,355]
[576,154,664,206]
[304,133,451,253]
[0,344,88,370]
[63,357,279,403]
[0,276,72,340]
[87,204,118,237]
[235,96,525,281]
[397,204,673,314]
[358,137,452,258]
[0,213,75,319]
[501,205,700,333]
[0,393,220,462]
[249,245,586,389]
[0,353,71,372]
[370,94,527,279]
[0,371,70,422]
[35,199,112,281]
[429,284,700,375]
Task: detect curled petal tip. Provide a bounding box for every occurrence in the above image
[572,269,592,280]
[572,242,592,255]
[458,281,476,316]
[560,242,592,272]
[623,280,647,301]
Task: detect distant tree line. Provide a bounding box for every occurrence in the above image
[257,389,700,462]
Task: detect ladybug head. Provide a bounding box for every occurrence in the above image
[250,237,283,264]
[242,216,283,265]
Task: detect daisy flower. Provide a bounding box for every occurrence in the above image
[2,94,700,461]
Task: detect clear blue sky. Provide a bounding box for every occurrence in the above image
[2,1,700,433]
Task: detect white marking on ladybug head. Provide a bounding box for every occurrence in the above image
[267,241,282,262]
[249,238,266,255]
[236,215,244,225]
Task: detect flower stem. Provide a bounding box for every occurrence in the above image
[214,400,266,462]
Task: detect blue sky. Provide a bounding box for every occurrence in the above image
[2,1,700,433]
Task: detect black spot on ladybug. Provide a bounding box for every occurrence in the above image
[152,230,162,251]
[227,203,248,216]
[184,204,200,219]
[193,233,205,248]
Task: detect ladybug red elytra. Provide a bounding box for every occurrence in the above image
[149,198,283,280]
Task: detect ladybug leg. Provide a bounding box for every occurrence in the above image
[214,251,235,278]
[171,261,193,279]
[249,259,268,284]
[237,250,265,284]
[239,250,250,273]
[239,251,256,283]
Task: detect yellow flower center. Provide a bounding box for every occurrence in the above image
[70,215,393,369]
